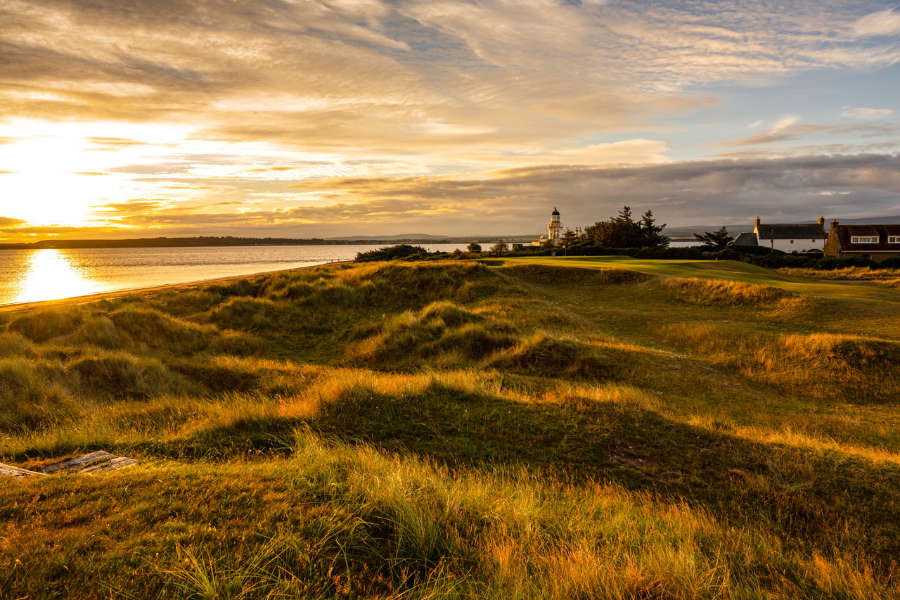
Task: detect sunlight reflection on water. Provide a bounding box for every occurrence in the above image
[13,249,107,303]
[0,244,468,305]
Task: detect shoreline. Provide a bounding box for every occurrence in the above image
[0,260,345,314]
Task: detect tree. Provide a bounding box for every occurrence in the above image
[355,244,428,262]
[561,229,578,249]
[467,242,482,253]
[584,206,667,248]
[490,241,508,256]
[639,210,669,248]
[694,227,733,250]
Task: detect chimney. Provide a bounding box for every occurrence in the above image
[754,216,760,232]
[817,216,825,226]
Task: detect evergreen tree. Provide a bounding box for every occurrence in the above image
[694,226,733,250]
[639,210,669,248]
[467,242,482,253]
[584,206,667,248]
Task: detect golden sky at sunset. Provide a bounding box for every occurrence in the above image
[1,0,900,239]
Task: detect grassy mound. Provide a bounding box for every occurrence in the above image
[0,331,34,357]
[66,352,183,400]
[207,277,265,298]
[660,322,900,403]
[354,301,517,367]
[0,357,74,431]
[489,333,611,379]
[662,277,795,306]
[9,308,84,342]
[110,308,211,352]
[207,297,286,332]
[760,334,900,403]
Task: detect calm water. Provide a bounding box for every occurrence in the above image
[0,244,467,306]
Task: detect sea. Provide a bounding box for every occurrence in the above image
[0,244,468,306]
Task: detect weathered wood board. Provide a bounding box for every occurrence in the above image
[0,463,46,477]
[1,451,137,477]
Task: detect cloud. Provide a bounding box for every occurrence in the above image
[0,216,26,227]
[748,120,764,129]
[853,8,900,37]
[841,106,895,120]
[710,116,831,147]
[2,1,900,239]
[130,154,900,234]
[3,154,899,237]
[770,116,800,133]
[1,0,899,158]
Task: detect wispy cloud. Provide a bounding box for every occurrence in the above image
[841,106,895,120]
[853,7,900,37]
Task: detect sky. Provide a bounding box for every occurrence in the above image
[1,0,899,240]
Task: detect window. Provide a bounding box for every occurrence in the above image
[851,236,879,244]
[889,235,900,244]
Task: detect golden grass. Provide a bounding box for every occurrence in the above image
[661,277,797,306]
[1,258,899,599]
[780,266,900,281]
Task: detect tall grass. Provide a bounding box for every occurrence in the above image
[780,266,900,281]
[1,258,899,599]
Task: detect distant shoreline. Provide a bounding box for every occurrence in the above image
[0,236,535,250]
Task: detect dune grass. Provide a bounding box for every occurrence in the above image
[1,257,899,599]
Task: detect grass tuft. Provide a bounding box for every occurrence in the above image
[67,351,183,400]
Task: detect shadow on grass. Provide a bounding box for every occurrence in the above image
[130,381,900,571]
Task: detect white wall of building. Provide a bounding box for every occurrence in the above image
[758,237,825,253]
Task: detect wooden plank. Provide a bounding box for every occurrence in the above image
[41,451,115,474]
[0,463,47,477]
[2,452,137,477]
[81,457,137,473]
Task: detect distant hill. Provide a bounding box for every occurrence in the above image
[0,234,537,250]
[326,233,447,241]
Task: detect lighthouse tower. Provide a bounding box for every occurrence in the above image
[547,207,562,244]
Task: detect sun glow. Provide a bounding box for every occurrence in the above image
[0,119,193,227]
[13,249,107,303]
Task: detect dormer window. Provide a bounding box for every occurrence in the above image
[851,236,879,244]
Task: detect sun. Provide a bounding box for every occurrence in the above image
[0,119,192,229]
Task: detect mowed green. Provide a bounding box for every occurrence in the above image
[1,257,898,599]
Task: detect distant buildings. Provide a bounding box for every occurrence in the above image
[750,216,827,253]
[731,215,900,261]
[824,221,900,262]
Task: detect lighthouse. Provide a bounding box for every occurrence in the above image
[547,207,562,244]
